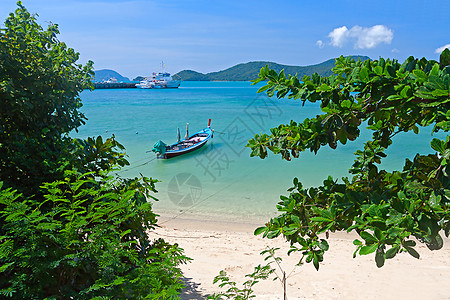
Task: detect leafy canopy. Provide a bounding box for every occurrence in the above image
[250,50,450,269]
[0,1,93,195]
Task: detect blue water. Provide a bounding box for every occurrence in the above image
[74,82,444,222]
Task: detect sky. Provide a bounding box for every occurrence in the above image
[1,0,449,79]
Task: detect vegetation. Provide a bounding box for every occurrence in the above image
[0,3,188,298]
[173,70,209,81]
[249,51,450,269]
[208,248,291,300]
[0,3,93,197]
[175,57,369,81]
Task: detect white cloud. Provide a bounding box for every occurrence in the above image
[316,40,324,48]
[435,44,450,53]
[328,26,349,47]
[391,48,400,53]
[327,25,393,49]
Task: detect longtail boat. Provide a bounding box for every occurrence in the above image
[152,119,213,159]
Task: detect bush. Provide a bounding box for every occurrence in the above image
[0,171,190,299]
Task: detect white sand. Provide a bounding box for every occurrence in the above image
[153,215,450,300]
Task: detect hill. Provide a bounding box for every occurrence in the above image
[174,56,370,81]
[174,70,208,81]
[94,69,130,82]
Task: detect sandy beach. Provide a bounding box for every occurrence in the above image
[154,215,450,300]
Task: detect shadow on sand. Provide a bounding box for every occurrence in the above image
[179,277,210,300]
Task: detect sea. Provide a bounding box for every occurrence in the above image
[74,81,443,224]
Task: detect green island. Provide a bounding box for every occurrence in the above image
[173,58,369,81]
[1,2,450,299]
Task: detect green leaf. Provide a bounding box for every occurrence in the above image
[430,138,446,153]
[353,239,362,246]
[257,85,270,93]
[359,67,369,81]
[403,240,416,248]
[318,239,329,251]
[267,230,281,239]
[313,254,320,270]
[375,249,385,268]
[318,83,331,92]
[360,231,378,243]
[430,63,440,76]
[412,69,427,81]
[385,246,398,259]
[431,89,450,97]
[374,66,383,76]
[341,100,352,109]
[359,243,378,255]
[0,262,14,273]
[405,246,420,259]
[400,85,412,98]
[440,48,450,68]
[427,234,444,250]
[291,215,300,224]
[254,227,267,236]
[310,217,333,222]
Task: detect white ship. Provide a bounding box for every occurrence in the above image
[136,72,181,89]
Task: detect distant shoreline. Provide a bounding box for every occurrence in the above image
[94,56,370,83]
[88,80,257,89]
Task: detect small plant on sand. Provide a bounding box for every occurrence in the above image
[208,247,296,300]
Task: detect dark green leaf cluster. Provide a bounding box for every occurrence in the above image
[0,173,189,299]
[251,51,450,269]
[250,52,450,158]
[0,2,94,196]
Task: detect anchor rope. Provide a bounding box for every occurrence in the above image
[116,156,157,174]
[212,130,227,134]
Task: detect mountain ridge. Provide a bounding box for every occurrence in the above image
[94,69,130,82]
[174,56,370,81]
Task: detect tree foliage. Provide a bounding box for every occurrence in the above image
[0,2,93,196]
[250,50,450,269]
[0,3,189,298]
[0,174,189,299]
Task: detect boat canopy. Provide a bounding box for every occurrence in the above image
[152,140,167,155]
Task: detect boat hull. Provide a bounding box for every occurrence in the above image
[152,80,181,89]
[158,127,213,159]
[162,139,208,158]
[136,73,181,89]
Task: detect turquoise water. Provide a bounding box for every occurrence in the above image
[75,82,443,222]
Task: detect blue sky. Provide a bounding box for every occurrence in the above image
[1,0,449,78]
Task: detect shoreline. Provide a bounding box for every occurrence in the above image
[154,214,450,300]
[157,214,262,233]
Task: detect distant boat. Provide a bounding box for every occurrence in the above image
[104,77,119,83]
[152,119,213,159]
[136,72,181,89]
